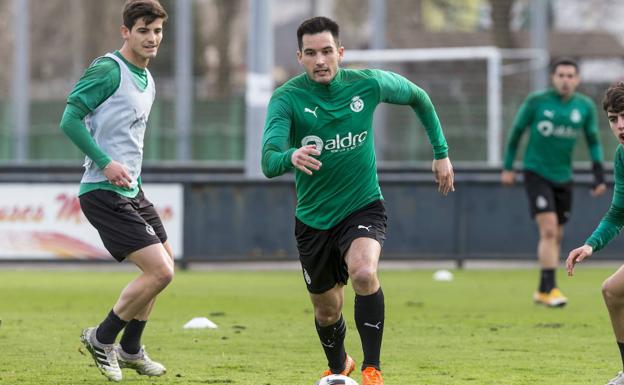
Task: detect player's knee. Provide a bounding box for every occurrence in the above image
[314,307,341,325]
[152,265,174,289]
[602,278,621,306]
[540,227,558,240]
[349,265,377,287]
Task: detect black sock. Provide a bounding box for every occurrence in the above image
[355,288,384,371]
[120,319,147,354]
[539,269,556,293]
[618,341,624,371]
[95,310,128,345]
[315,315,347,373]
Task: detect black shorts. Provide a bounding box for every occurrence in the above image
[79,188,168,262]
[295,200,387,294]
[523,170,573,225]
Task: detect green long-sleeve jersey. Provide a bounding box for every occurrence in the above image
[60,51,149,197]
[586,144,624,252]
[261,68,449,230]
[503,88,603,183]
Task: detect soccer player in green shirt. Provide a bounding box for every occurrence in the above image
[501,58,606,307]
[261,16,454,385]
[60,1,172,381]
[567,82,624,385]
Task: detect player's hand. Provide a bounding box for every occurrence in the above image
[590,183,607,197]
[432,157,454,196]
[103,160,133,188]
[566,244,593,276]
[501,170,515,186]
[291,145,322,175]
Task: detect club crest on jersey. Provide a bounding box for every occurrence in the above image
[301,135,324,153]
[350,96,364,112]
[570,109,581,123]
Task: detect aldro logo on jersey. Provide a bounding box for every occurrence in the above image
[536,107,581,138]
[536,120,578,138]
[301,131,368,154]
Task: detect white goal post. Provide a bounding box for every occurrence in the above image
[342,47,549,166]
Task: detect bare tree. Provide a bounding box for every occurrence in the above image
[490,0,516,48]
[213,0,241,96]
[386,0,422,48]
[0,0,12,99]
[82,0,124,63]
[195,0,246,97]
[332,0,370,49]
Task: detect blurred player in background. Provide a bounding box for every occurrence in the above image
[261,16,454,385]
[502,57,606,307]
[60,0,172,381]
[567,81,624,385]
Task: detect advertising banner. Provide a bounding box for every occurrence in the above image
[0,184,183,260]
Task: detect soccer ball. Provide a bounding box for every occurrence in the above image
[316,374,359,385]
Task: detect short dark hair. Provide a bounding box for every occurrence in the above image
[296,16,340,50]
[123,0,168,30]
[550,57,579,74]
[603,82,624,113]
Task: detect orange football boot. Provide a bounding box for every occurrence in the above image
[361,366,384,385]
[321,355,356,377]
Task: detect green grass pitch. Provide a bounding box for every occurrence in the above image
[0,266,619,384]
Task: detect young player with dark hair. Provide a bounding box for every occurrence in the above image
[567,82,624,385]
[262,16,454,385]
[502,57,606,307]
[60,0,171,381]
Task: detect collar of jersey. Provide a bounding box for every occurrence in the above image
[548,87,577,103]
[114,51,147,74]
[305,68,344,92]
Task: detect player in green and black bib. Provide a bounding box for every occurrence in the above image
[502,58,607,307]
[60,1,171,381]
[261,16,454,385]
[567,82,624,385]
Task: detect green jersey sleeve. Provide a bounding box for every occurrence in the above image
[583,99,604,163]
[60,57,120,169]
[373,70,448,159]
[261,93,297,178]
[503,94,536,170]
[586,145,624,251]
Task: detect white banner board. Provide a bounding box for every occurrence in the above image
[0,184,183,260]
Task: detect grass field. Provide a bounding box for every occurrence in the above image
[0,266,620,385]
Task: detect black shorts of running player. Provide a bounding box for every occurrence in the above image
[523,170,573,225]
[79,188,168,262]
[295,199,387,295]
